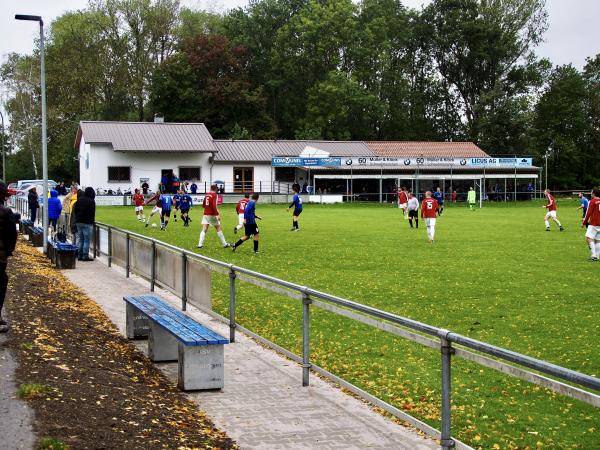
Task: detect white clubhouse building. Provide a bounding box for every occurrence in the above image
[75,120,540,201]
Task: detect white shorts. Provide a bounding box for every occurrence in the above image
[202,215,220,226]
[585,225,600,240]
[152,206,161,215]
[425,218,436,227]
[135,205,143,212]
[238,213,245,225]
[399,203,407,209]
[545,210,557,219]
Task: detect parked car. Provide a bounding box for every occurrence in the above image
[14,181,58,204]
[16,179,57,190]
[7,182,17,197]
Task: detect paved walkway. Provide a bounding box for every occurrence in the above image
[64,256,437,449]
[0,326,36,449]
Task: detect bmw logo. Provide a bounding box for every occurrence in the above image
[345,159,353,165]
[460,159,467,166]
[404,159,411,166]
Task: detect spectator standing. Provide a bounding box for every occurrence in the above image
[73,187,96,261]
[0,182,18,333]
[141,181,149,195]
[452,190,457,203]
[190,182,198,194]
[28,187,39,224]
[47,190,62,230]
[69,186,79,243]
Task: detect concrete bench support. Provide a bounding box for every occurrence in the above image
[125,303,149,339]
[178,344,225,390]
[148,322,179,362]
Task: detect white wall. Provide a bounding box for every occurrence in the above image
[212,163,273,192]
[78,139,212,191]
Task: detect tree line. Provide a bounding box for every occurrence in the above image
[1,0,599,189]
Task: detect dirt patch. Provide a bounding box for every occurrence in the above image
[4,240,236,449]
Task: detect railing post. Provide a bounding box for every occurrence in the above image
[125,232,130,278]
[150,240,156,292]
[439,330,455,450]
[181,253,187,311]
[107,227,112,267]
[302,291,311,387]
[229,267,236,343]
[93,224,97,258]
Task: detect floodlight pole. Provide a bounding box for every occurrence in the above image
[16,14,48,253]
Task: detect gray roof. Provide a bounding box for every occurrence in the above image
[213,140,371,162]
[75,121,217,152]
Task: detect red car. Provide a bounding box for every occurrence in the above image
[7,183,17,197]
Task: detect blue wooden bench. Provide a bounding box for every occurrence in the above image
[123,294,229,391]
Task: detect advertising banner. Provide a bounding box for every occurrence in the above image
[272,156,534,168]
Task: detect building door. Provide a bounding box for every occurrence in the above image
[233,167,254,192]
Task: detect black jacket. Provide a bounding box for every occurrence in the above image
[73,187,96,225]
[0,204,18,262]
[28,190,39,209]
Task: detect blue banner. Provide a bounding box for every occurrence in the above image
[272,157,342,167]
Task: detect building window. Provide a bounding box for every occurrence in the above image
[179,167,201,181]
[108,166,131,182]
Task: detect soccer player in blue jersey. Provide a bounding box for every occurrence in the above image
[432,187,444,215]
[179,191,193,227]
[577,192,589,219]
[232,193,261,254]
[287,186,303,231]
[172,190,181,222]
[159,192,174,230]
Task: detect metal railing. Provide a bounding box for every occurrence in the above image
[90,221,600,450]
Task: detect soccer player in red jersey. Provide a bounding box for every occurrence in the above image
[234,193,250,234]
[421,191,439,243]
[398,186,408,219]
[582,188,600,261]
[543,189,564,231]
[197,184,229,249]
[132,188,146,222]
[144,189,162,227]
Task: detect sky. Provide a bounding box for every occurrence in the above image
[0,0,599,70]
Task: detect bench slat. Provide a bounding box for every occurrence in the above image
[124,295,228,346]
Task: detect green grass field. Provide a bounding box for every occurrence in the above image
[96,200,599,449]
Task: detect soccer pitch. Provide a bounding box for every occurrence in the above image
[96,200,599,449]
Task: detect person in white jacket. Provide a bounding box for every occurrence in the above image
[407,193,419,229]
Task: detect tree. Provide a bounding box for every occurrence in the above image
[150,34,276,138]
[422,0,548,141]
[532,65,587,188]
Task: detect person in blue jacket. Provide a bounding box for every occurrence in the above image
[48,190,62,230]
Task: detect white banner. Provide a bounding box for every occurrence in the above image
[340,157,533,168]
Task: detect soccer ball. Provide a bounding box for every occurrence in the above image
[151,223,157,228]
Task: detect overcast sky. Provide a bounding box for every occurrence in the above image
[1,0,598,70]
